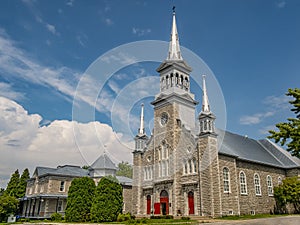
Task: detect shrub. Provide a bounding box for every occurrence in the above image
[65,177,96,222]
[181,216,190,220]
[90,176,123,222]
[51,212,62,221]
[117,213,132,222]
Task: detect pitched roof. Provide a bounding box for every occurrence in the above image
[90,153,117,170]
[116,176,132,185]
[33,165,89,178]
[218,130,300,168]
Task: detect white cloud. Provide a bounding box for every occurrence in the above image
[0,97,133,188]
[46,23,58,35]
[276,1,286,8]
[239,94,291,126]
[263,94,291,110]
[259,125,276,135]
[76,33,88,47]
[104,18,114,26]
[66,0,74,7]
[240,112,274,125]
[0,30,77,101]
[100,52,137,65]
[0,82,25,100]
[132,27,151,36]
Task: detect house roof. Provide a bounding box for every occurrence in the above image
[116,176,132,186]
[33,165,89,178]
[218,130,300,168]
[90,153,117,170]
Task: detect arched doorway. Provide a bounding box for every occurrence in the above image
[146,195,151,215]
[188,191,194,215]
[160,190,169,215]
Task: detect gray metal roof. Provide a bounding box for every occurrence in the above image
[116,176,132,186]
[33,165,89,178]
[218,130,300,168]
[90,153,117,170]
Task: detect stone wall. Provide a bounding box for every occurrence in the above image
[218,155,240,215]
[236,160,286,215]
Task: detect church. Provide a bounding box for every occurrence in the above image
[21,10,300,219]
[131,10,300,217]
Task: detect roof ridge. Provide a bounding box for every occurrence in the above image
[256,139,285,167]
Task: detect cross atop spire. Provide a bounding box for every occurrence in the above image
[202,75,210,113]
[167,8,183,61]
[138,103,145,136]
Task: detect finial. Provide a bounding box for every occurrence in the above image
[167,7,182,60]
[202,75,210,113]
[172,6,176,14]
[138,103,145,135]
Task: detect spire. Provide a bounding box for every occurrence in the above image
[167,7,182,61]
[202,75,210,113]
[138,103,145,135]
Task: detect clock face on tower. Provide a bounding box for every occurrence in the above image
[160,112,169,125]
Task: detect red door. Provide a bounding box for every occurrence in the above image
[160,190,169,215]
[188,191,194,215]
[154,203,160,214]
[146,195,151,214]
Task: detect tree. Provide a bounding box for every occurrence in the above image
[269,88,300,158]
[82,165,90,170]
[0,195,19,222]
[90,176,123,222]
[4,170,20,197]
[116,161,133,178]
[274,176,300,214]
[16,168,30,198]
[0,189,4,197]
[65,177,95,222]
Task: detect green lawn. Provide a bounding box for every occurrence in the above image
[220,213,290,220]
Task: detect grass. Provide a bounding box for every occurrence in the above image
[220,213,290,220]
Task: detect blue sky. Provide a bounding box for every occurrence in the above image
[0,0,299,187]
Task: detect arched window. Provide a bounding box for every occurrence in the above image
[189,160,192,173]
[254,174,261,196]
[239,171,247,195]
[223,167,230,193]
[278,176,282,185]
[267,175,273,196]
[193,158,197,173]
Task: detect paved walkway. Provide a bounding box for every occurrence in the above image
[199,215,300,225]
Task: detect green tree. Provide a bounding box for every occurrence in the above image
[0,195,19,222]
[16,168,30,198]
[65,177,95,222]
[274,176,300,214]
[4,170,20,197]
[268,88,300,158]
[90,176,123,222]
[82,165,90,170]
[116,161,133,178]
[0,189,4,196]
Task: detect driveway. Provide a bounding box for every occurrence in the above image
[200,215,300,225]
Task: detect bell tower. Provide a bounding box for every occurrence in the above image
[151,9,198,134]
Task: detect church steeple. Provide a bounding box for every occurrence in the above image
[202,75,210,113]
[199,75,216,135]
[167,7,182,61]
[134,103,148,152]
[153,8,198,131]
[138,103,145,136]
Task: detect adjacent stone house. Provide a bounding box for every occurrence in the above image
[21,154,132,219]
[132,11,300,217]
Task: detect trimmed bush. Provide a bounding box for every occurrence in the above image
[51,212,62,221]
[90,176,123,222]
[65,177,96,222]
